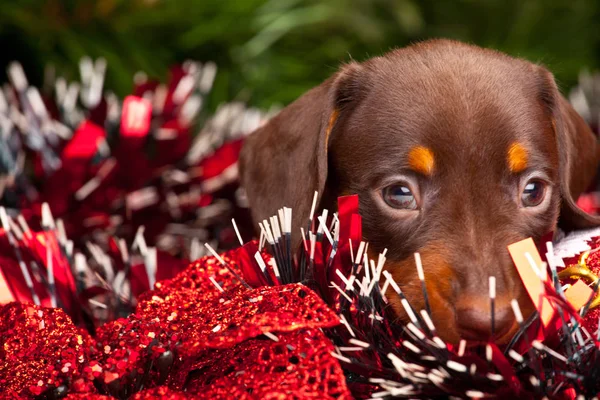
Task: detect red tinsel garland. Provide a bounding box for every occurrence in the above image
[0,58,266,328]
[2,194,600,399]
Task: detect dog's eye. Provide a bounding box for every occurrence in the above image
[382,185,418,210]
[521,179,546,207]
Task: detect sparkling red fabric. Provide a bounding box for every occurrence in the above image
[64,395,114,400]
[0,302,96,398]
[183,328,352,400]
[138,283,339,357]
[92,314,179,395]
[0,249,351,399]
[130,386,192,399]
[142,247,248,298]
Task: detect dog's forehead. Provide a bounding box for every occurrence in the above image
[334,48,556,179]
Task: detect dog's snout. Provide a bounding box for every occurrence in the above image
[455,303,514,342]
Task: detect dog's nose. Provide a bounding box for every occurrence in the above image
[455,306,513,341]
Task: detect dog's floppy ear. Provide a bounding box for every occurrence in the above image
[538,67,600,230]
[239,62,364,248]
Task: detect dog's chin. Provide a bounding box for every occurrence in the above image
[434,321,519,347]
[387,288,528,347]
[391,303,523,346]
[494,322,520,346]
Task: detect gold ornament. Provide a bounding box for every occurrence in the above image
[557,251,600,310]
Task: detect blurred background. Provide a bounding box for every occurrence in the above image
[1,0,599,112]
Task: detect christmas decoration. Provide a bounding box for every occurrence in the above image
[0,58,270,327]
[224,196,600,399]
[2,192,600,399]
[0,57,268,256]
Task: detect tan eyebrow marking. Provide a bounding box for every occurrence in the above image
[408,146,435,176]
[507,142,528,173]
[324,109,340,149]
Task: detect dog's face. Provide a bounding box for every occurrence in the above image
[239,40,600,344]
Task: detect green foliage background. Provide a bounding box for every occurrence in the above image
[0,0,598,111]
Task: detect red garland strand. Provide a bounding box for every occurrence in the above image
[2,193,600,399]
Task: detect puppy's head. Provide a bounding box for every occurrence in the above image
[239,40,600,344]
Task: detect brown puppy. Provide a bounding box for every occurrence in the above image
[238,39,600,344]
